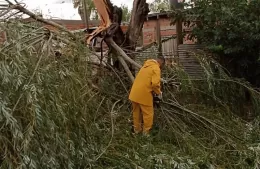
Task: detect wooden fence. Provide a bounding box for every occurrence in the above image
[135,36,177,66]
[161,36,178,58]
[135,43,205,77]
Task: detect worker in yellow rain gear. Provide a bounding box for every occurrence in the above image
[129,57,165,135]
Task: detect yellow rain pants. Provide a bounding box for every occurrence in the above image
[132,102,154,134]
[129,59,161,134]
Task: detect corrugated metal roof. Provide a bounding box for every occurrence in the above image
[178,44,205,77]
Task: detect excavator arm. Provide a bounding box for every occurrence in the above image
[86,0,116,45]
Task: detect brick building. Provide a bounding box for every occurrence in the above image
[2,14,194,53]
[143,12,194,46]
[0,18,128,48]
[141,12,195,59]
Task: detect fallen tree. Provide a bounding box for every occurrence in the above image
[0,1,260,169]
[0,17,260,168]
[85,0,148,81]
[3,0,146,82]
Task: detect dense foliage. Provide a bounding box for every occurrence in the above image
[72,0,131,22]
[73,0,96,20]
[173,0,260,87]
[0,21,260,168]
[120,4,131,22]
[149,0,170,12]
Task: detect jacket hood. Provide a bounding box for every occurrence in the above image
[143,59,159,68]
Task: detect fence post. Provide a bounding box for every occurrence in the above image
[156,14,162,57]
[170,0,184,65]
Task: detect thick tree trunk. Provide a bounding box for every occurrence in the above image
[106,0,149,73]
[125,0,149,51]
[87,0,149,77]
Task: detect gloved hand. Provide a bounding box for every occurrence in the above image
[153,92,162,107]
[157,92,162,100]
[161,78,167,84]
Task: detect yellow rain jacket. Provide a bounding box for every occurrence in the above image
[129,59,161,106]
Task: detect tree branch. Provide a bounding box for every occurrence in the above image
[136,41,157,52]
[0,5,16,18]
[106,37,141,69]
[117,55,134,82]
[5,0,75,38]
[126,0,149,50]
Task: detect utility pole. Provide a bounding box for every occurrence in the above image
[82,0,89,30]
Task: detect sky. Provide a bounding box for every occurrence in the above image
[18,0,154,20]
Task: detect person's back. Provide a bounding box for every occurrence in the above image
[129,59,161,106]
[128,57,165,135]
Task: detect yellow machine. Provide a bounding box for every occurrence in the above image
[85,0,113,45]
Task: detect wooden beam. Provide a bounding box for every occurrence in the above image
[176,20,183,45]
[156,15,162,56]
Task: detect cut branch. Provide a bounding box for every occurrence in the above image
[117,55,134,82]
[106,38,142,69]
[136,41,157,52]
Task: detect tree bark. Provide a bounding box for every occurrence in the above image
[106,0,149,75]
[117,54,135,82]
[107,0,150,62]
[105,38,142,69]
[125,0,149,51]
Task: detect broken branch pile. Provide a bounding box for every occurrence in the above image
[0,3,260,169]
[0,20,259,168]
